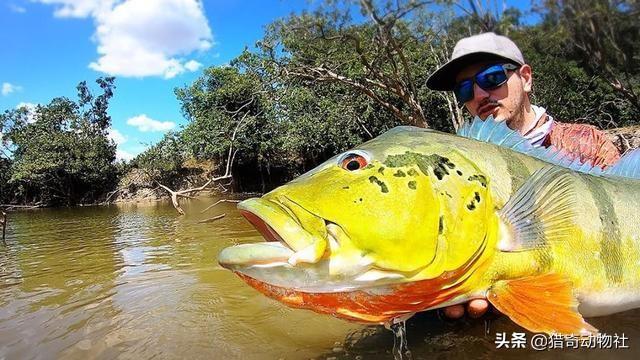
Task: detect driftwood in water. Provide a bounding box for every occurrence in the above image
[158,100,253,215]
[157,174,233,215]
[200,199,241,214]
[198,214,226,223]
[0,204,40,244]
[196,199,242,224]
[1,210,6,244]
[0,204,41,209]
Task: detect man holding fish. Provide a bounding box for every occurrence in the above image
[425,32,621,319]
[219,31,640,336]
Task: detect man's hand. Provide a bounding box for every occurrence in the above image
[443,299,490,319]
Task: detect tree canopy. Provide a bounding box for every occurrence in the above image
[0,78,118,206]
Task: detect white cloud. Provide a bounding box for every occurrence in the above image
[35,0,114,18]
[107,127,126,145]
[16,102,36,110]
[16,102,37,123]
[184,59,202,72]
[2,82,22,96]
[116,148,135,161]
[9,4,27,13]
[126,114,175,132]
[38,0,213,79]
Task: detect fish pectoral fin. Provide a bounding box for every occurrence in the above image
[498,166,576,251]
[487,273,597,335]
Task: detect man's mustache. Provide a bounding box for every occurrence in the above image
[478,99,500,108]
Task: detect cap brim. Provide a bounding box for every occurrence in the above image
[426,53,519,91]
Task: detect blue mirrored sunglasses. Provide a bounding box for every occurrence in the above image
[453,63,519,103]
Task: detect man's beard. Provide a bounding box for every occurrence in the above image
[503,98,527,133]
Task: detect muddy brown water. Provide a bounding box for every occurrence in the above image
[1,198,639,359]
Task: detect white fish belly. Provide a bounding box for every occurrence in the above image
[578,289,640,317]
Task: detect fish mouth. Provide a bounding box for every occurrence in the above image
[237,196,328,261]
[218,196,404,292]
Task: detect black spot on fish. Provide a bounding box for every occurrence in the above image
[407,168,418,177]
[444,191,452,198]
[378,167,385,175]
[466,191,482,210]
[394,170,406,177]
[383,152,454,180]
[365,164,375,169]
[368,176,389,193]
[359,198,363,202]
[443,158,456,169]
[456,170,463,176]
[468,174,487,188]
[438,216,444,234]
[408,181,416,190]
[342,186,350,190]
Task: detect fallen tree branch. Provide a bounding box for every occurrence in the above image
[1,210,6,244]
[157,174,233,215]
[158,101,250,215]
[198,214,226,223]
[0,204,42,209]
[201,199,241,214]
[102,189,120,205]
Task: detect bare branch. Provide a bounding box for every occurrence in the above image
[102,189,120,205]
[201,199,241,214]
[355,115,374,139]
[1,210,6,244]
[198,214,227,223]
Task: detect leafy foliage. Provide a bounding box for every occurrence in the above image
[0,78,118,205]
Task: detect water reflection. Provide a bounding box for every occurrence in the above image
[0,198,639,359]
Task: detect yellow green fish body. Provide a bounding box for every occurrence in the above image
[219,121,640,334]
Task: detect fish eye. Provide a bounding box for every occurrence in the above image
[337,151,370,171]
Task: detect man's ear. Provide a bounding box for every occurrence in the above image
[519,64,533,93]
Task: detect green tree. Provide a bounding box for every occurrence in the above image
[0,78,118,205]
[534,0,640,126]
[129,132,186,187]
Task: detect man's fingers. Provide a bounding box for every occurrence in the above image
[467,299,489,318]
[443,304,465,319]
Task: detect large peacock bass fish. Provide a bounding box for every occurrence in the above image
[218,117,640,335]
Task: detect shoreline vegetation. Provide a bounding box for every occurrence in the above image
[1,0,639,212]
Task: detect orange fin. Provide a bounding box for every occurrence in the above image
[487,273,597,335]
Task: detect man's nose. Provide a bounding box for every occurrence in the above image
[473,83,490,100]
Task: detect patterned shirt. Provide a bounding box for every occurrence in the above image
[542,121,621,169]
[520,105,620,169]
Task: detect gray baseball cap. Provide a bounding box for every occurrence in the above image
[426,32,525,91]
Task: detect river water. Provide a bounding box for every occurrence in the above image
[1,198,639,359]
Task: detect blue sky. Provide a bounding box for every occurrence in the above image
[0,0,311,161]
[0,0,536,161]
